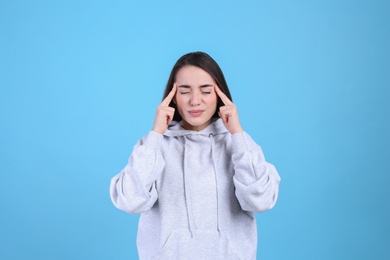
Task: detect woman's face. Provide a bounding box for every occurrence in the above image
[174,65,218,131]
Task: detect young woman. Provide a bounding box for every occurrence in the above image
[110,52,281,260]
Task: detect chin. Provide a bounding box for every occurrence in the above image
[187,117,209,124]
[182,117,212,130]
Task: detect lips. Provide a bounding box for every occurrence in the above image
[188,110,204,117]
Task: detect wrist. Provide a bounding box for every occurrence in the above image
[230,128,243,134]
[152,127,165,134]
[229,124,243,134]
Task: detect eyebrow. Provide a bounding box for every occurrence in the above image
[178,84,214,89]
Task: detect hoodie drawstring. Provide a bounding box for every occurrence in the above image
[209,133,221,236]
[182,134,222,238]
[183,137,195,237]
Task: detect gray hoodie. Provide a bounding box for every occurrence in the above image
[110,118,281,260]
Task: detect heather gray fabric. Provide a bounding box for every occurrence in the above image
[110,118,280,260]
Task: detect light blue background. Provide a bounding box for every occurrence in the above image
[1,0,389,259]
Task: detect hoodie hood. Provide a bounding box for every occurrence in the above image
[164,118,228,137]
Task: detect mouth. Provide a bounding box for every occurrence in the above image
[188,110,204,117]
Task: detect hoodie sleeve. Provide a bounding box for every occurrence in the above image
[231,132,281,213]
[110,131,165,214]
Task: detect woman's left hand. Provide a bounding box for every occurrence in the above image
[215,86,243,134]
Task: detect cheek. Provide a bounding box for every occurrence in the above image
[206,94,218,106]
[175,95,186,109]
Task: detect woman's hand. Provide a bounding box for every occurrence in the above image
[152,84,177,134]
[215,85,243,134]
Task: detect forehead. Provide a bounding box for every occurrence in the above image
[175,65,215,85]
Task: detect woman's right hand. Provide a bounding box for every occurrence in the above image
[152,84,177,134]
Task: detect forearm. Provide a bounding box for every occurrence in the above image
[110,131,165,214]
[231,132,281,212]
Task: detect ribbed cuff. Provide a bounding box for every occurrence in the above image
[231,132,253,153]
[145,130,164,148]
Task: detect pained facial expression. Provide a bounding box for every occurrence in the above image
[174,65,218,131]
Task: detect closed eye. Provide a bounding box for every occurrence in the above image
[202,91,211,94]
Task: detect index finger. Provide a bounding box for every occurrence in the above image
[161,84,177,106]
[214,85,233,105]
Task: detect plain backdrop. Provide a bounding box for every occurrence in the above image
[1,0,389,259]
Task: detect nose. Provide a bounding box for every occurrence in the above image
[189,92,201,106]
